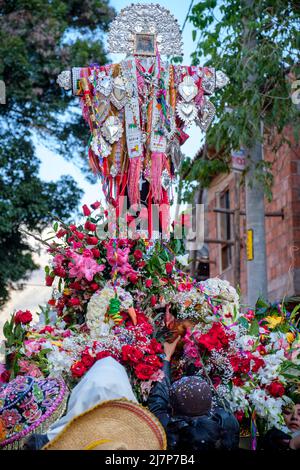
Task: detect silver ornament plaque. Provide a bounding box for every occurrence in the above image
[176,101,198,127]
[197,98,216,132]
[178,76,198,103]
[108,4,183,57]
[101,116,124,144]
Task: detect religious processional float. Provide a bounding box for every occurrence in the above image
[1,4,300,450]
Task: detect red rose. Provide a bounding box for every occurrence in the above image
[133,249,143,261]
[90,283,99,291]
[48,299,56,306]
[95,351,111,361]
[14,310,32,325]
[129,273,139,284]
[256,345,267,355]
[82,204,91,216]
[145,279,153,288]
[45,275,54,287]
[134,363,156,380]
[54,266,66,278]
[69,281,83,290]
[267,381,285,398]
[138,261,146,268]
[235,410,244,422]
[75,231,85,240]
[140,322,154,335]
[150,295,157,307]
[165,262,173,275]
[91,201,101,210]
[0,370,11,383]
[147,338,163,354]
[56,228,67,238]
[69,297,81,306]
[39,326,54,334]
[91,248,100,258]
[71,361,87,378]
[81,353,95,368]
[86,236,98,245]
[85,221,97,232]
[143,355,162,369]
[122,345,144,364]
[251,356,265,373]
[232,376,245,386]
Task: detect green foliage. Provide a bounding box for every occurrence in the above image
[0,0,115,170]
[0,132,83,304]
[180,155,229,201]
[185,0,300,195]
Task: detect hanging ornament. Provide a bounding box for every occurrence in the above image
[110,76,132,110]
[176,101,197,127]
[161,169,172,191]
[202,68,216,94]
[197,98,216,132]
[91,135,112,158]
[95,70,113,97]
[94,97,110,124]
[101,116,124,144]
[178,76,198,103]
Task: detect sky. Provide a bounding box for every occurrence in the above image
[38,0,204,208]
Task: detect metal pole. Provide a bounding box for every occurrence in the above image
[233,172,241,288]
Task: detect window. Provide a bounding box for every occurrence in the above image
[218,189,232,271]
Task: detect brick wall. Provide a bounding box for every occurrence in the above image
[206,127,300,302]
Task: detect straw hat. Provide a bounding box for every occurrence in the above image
[43,399,167,450]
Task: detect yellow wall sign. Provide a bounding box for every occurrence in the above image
[247,229,254,261]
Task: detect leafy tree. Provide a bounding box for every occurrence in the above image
[184,0,299,192]
[0,0,115,167]
[185,0,299,303]
[0,132,83,304]
[0,1,115,303]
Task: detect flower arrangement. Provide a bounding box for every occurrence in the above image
[178,298,300,434]
[2,201,300,443]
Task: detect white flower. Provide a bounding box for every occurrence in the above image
[176,254,190,266]
[86,282,133,338]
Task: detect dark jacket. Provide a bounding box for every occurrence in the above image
[148,361,240,451]
[260,427,292,450]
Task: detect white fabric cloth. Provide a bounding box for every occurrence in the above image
[47,357,137,440]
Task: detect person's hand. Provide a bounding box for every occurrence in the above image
[163,337,181,362]
[289,434,300,450]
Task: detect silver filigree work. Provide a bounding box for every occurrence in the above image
[91,135,112,158]
[216,70,230,90]
[202,68,216,95]
[110,76,132,110]
[178,76,198,103]
[108,3,183,57]
[57,71,71,90]
[95,71,113,97]
[161,169,172,190]
[101,116,124,144]
[196,98,216,132]
[176,101,198,127]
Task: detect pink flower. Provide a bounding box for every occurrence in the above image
[68,251,105,282]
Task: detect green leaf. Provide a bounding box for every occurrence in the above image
[249,319,259,336]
